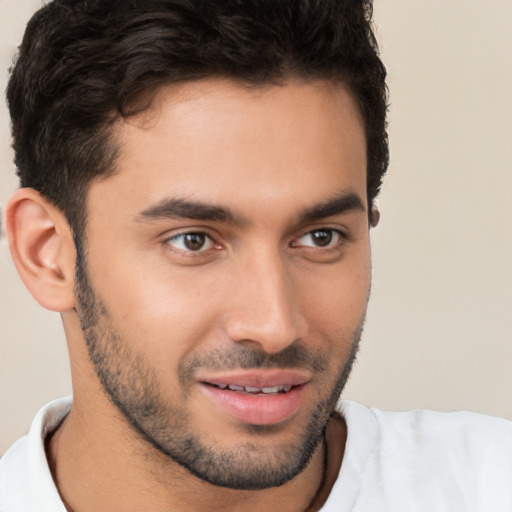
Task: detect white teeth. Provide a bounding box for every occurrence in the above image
[215,383,293,394]
[261,386,280,394]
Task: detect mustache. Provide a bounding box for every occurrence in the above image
[179,343,328,385]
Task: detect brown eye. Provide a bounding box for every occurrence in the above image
[293,229,342,248]
[166,232,214,252]
[311,230,333,247]
[183,233,206,251]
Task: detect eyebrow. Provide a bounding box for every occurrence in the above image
[297,192,366,224]
[136,191,365,225]
[137,197,244,225]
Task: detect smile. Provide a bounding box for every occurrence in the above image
[197,370,310,426]
[206,383,293,394]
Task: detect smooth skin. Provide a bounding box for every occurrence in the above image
[7,79,374,512]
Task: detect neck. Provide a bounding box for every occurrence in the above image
[46,401,346,512]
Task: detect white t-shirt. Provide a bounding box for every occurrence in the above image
[1,398,511,511]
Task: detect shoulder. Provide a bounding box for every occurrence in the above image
[0,397,72,512]
[340,399,512,451]
[368,402,511,445]
[329,401,512,512]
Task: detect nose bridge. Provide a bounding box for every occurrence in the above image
[224,245,305,354]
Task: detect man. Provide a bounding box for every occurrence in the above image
[0,1,511,511]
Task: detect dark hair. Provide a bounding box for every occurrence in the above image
[7,0,388,238]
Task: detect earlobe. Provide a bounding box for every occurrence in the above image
[370,205,380,228]
[5,188,76,312]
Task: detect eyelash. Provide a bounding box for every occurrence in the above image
[164,232,220,254]
[163,227,347,255]
[290,228,346,250]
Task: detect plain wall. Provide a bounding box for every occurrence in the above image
[1,0,511,456]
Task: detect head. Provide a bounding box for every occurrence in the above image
[6,0,388,491]
[8,0,387,241]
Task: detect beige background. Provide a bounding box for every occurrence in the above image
[1,1,511,456]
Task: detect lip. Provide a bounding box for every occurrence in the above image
[197,369,310,426]
[198,369,311,389]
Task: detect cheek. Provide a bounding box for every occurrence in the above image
[91,254,228,356]
[298,247,371,342]
[87,226,370,368]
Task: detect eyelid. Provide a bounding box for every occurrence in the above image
[291,227,348,247]
[162,228,222,254]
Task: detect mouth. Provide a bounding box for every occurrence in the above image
[205,383,294,394]
[197,370,310,426]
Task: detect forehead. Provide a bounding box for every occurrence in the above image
[91,78,367,221]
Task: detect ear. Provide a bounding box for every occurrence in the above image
[5,188,76,312]
[369,205,380,228]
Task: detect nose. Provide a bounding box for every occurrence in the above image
[223,249,308,354]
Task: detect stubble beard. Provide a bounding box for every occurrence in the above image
[74,256,365,490]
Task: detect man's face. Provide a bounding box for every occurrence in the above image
[75,79,371,489]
